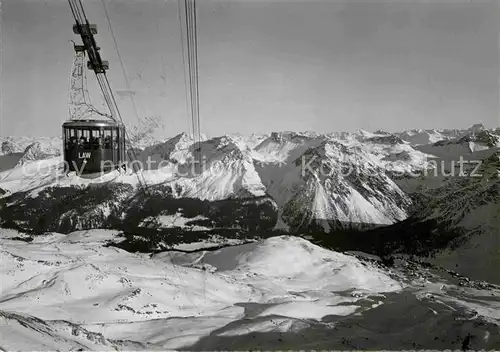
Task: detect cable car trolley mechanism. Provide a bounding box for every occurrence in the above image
[63,0,127,175]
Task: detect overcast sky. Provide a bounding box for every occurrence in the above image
[1,0,498,137]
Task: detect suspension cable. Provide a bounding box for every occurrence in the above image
[176,0,207,304]
[180,0,202,167]
[193,0,202,164]
[184,0,196,143]
[177,0,193,137]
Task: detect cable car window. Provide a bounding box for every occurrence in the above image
[76,129,88,147]
[98,129,105,149]
[64,129,70,149]
[83,130,90,139]
[68,129,77,146]
[103,129,112,149]
[89,128,96,149]
[114,129,120,146]
[110,129,117,149]
[85,130,90,148]
[92,128,104,149]
[76,129,82,146]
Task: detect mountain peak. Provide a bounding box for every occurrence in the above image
[468,123,485,134]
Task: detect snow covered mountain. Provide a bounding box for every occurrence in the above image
[1,124,498,234]
[15,141,62,166]
[0,132,410,233]
[0,136,62,156]
[253,134,411,231]
[394,128,462,146]
[1,229,499,350]
[390,124,487,146]
[415,129,500,161]
[144,134,266,200]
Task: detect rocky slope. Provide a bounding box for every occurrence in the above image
[404,151,500,283]
[253,134,411,231]
[318,150,499,284]
[0,136,61,156]
[0,182,278,244]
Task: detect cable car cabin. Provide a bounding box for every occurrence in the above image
[62,120,126,174]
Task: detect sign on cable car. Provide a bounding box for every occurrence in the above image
[78,152,92,159]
